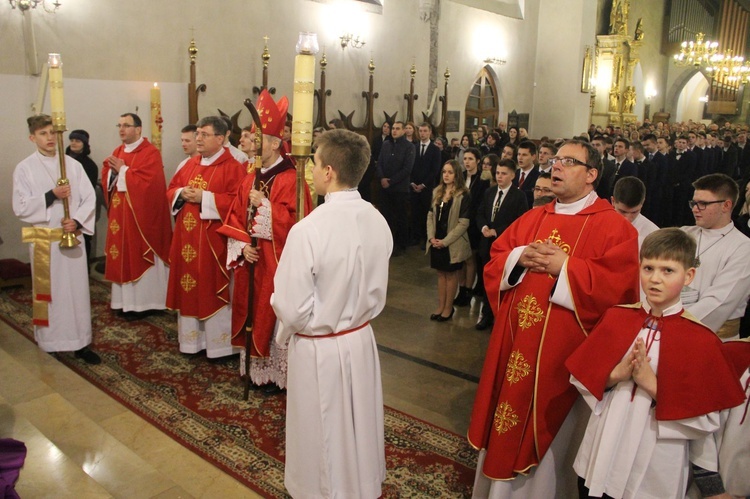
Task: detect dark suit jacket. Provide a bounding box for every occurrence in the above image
[476,185,529,259]
[595,158,616,200]
[513,166,539,208]
[466,172,490,248]
[376,135,416,193]
[411,141,442,190]
[719,145,739,178]
[610,159,638,198]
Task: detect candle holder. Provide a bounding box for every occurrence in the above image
[47,53,78,249]
[292,32,318,221]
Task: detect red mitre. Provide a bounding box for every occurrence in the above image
[252,89,289,139]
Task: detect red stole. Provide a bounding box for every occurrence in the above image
[566,306,746,420]
[102,138,172,283]
[218,157,313,356]
[468,198,640,480]
[165,149,244,319]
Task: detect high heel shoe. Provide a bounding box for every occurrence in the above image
[430,313,441,321]
[437,308,455,322]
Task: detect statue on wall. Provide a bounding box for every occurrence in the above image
[609,85,620,113]
[623,86,636,114]
[634,18,644,41]
[419,0,438,22]
[609,0,629,36]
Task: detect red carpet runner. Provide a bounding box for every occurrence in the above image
[0,281,476,497]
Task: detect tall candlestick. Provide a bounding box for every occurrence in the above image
[48,53,65,131]
[151,82,162,151]
[292,32,319,222]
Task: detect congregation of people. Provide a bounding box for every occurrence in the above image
[12,98,750,498]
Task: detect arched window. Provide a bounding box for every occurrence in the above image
[464,67,499,132]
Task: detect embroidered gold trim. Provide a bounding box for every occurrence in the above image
[493,401,520,435]
[109,245,120,260]
[109,220,120,235]
[536,228,571,253]
[183,212,197,232]
[188,174,208,190]
[111,193,121,208]
[180,273,197,292]
[516,294,545,330]
[181,244,197,263]
[505,350,532,384]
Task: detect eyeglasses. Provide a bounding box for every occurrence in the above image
[688,200,726,211]
[533,187,553,194]
[115,124,136,129]
[548,156,588,168]
[197,132,220,139]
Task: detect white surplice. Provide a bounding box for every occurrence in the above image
[271,190,392,499]
[681,224,750,337]
[12,151,96,352]
[571,302,720,499]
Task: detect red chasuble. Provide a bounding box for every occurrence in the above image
[165,149,244,319]
[217,157,313,357]
[722,340,750,378]
[566,305,746,420]
[467,197,640,480]
[102,138,172,283]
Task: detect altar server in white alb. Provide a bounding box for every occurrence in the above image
[12,115,100,364]
[271,129,391,498]
[680,173,750,340]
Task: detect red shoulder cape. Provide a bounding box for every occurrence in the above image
[566,305,746,419]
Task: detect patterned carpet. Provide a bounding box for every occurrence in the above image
[0,281,477,498]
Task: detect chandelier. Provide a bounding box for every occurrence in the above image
[705,50,749,82]
[8,0,61,13]
[673,32,719,68]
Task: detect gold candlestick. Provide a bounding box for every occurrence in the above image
[292,32,318,221]
[48,53,79,249]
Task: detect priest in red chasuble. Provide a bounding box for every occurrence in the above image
[468,139,640,498]
[166,116,245,358]
[102,112,172,318]
[218,90,313,391]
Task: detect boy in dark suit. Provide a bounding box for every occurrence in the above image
[475,158,529,330]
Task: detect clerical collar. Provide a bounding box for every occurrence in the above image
[642,299,683,317]
[200,148,224,165]
[123,137,144,153]
[324,188,359,203]
[554,190,598,214]
[261,154,283,174]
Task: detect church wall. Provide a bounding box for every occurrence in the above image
[628,0,668,118]
[0,0,591,262]
[530,0,597,139]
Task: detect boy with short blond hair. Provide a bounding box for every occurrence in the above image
[13,115,99,364]
[566,228,745,499]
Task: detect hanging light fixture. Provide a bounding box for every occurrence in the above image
[706,50,747,82]
[673,32,719,68]
[8,0,61,13]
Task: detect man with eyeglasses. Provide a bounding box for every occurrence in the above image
[165,116,245,359]
[532,171,554,206]
[102,112,172,320]
[469,139,639,496]
[681,173,750,340]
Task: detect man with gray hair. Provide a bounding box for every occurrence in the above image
[166,116,245,358]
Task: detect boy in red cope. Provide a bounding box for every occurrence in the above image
[468,140,640,498]
[567,229,745,499]
[103,112,172,318]
[166,116,245,358]
[218,90,312,391]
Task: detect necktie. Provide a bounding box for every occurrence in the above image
[421,144,426,157]
[615,162,621,173]
[491,190,503,222]
[648,152,654,161]
[519,171,526,187]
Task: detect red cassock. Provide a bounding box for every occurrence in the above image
[102,138,172,283]
[566,305,746,420]
[467,198,640,480]
[217,157,312,357]
[165,149,245,319]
